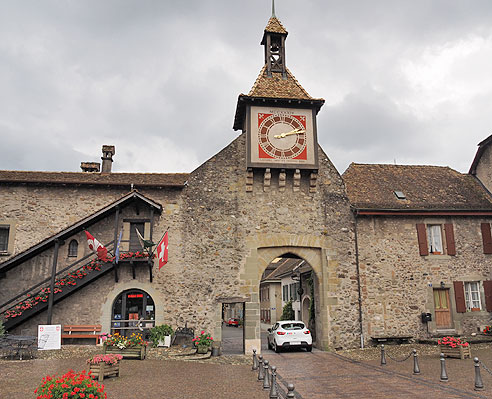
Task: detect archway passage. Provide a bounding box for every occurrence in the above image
[221,302,245,354]
[259,255,318,351]
[112,289,155,338]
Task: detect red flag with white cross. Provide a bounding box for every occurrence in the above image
[156,231,168,270]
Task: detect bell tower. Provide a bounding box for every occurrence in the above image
[262,1,287,78]
[233,3,325,179]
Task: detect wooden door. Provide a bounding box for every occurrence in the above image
[434,289,452,328]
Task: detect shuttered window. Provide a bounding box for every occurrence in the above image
[483,280,492,312]
[444,223,456,256]
[453,281,466,313]
[416,224,428,256]
[464,282,481,310]
[481,223,492,254]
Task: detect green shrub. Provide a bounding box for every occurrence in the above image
[150,324,174,347]
[280,300,295,320]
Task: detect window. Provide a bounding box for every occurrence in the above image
[68,240,78,257]
[129,222,145,252]
[282,285,288,301]
[464,282,481,311]
[0,226,9,252]
[427,225,443,254]
[416,223,456,256]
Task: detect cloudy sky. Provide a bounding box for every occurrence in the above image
[2,0,492,174]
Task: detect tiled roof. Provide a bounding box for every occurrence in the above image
[0,170,189,187]
[343,163,492,210]
[248,66,317,100]
[264,16,287,34]
[263,258,304,280]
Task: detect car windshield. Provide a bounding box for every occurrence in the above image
[280,323,305,330]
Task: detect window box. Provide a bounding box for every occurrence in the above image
[439,344,471,360]
[104,344,146,360]
[89,361,120,381]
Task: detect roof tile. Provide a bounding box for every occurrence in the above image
[264,17,288,34]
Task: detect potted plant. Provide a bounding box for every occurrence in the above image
[34,369,107,398]
[150,324,174,348]
[438,336,471,359]
[192,330,213,354]
[103,332,148,359]
[87,353,123,381]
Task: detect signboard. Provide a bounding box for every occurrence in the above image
[38,324,61,350]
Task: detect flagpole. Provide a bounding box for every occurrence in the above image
[149,227,169,258]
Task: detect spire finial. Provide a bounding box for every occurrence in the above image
[271,0,276,18]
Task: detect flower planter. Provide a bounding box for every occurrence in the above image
[157,335,171,348]
[439,344,471,359]
[104,345,147,360]
[196,345,209,354]
[89,361,120,382]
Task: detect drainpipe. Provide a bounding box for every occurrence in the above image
[353,209,364,348]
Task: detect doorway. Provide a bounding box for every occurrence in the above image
[112,289,155,337]
[433,288,452,329]
[221,302,245,354]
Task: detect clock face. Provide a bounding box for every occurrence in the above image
[248,106,318,169]
[258,114,307,160]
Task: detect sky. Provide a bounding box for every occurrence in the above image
[2,0,492,175]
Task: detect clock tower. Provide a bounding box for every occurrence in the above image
[233,5,325,173]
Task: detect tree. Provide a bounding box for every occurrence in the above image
[280,300,295,320]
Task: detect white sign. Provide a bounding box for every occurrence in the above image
[38,324,61,350]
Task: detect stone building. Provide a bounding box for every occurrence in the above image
[1,10,492,352]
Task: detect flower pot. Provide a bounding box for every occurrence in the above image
[89,361,120,382]
[104,344,147,360]
[439,344,471,359]
[157,335,171,348]
[196,345,209,354]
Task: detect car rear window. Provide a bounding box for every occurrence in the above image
[280,323,305,330]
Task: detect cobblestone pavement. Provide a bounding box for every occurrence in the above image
[259,344,492,399]
[4,344,492,398]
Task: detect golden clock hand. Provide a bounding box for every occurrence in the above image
[274,129,306,139]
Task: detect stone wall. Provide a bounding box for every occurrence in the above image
[357,215,492,343]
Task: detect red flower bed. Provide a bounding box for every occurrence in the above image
[438,336,469,348]
[35,369,107,399]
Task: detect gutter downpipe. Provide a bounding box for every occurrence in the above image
[353,208,364,349]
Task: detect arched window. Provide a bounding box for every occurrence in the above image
[68,239,78,257]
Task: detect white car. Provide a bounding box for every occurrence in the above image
[267,320,312,352]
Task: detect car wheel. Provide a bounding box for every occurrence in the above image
[274,340,281,353]
[306,345,312,352]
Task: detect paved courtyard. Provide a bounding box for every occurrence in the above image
[2,343,492,398]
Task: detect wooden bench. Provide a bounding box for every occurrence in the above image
[62,325,101,344]
[371,336,413,345]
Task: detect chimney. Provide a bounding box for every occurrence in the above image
[101,145,115,173]
[80,162,100,172]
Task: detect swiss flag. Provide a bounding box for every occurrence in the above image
[84,230,108,261]
[156,232,168,270]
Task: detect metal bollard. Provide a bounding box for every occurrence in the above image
[440,353,448,382]
[263,359,271,390]
[474,357,484,391]
[252,349,258,370]
[286,383,295,398]
[413,349,420,375]
[258,355,264,381]
[380,344,387,366]
[269,366,279,399]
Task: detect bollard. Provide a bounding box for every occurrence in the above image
[258,355,264,381]
[380,344,387,366]
[413,349,420,375]
[263,359,271,390]
[269,366,279,399]
[286,383,295,398]
[440,353,448,382]
[474,357,484,391]
[252,349,258,371]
